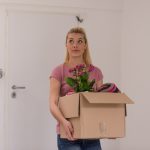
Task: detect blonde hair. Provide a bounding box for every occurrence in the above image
[64,27,92,65]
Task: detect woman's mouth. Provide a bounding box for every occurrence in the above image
[72,50,80,52]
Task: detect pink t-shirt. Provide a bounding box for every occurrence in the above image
[50,63,103,133]
[50,63,103,96]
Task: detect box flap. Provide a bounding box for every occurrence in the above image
[81,92,134,104]
[59,93,80,118]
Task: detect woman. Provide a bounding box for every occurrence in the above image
[49,27,103,150]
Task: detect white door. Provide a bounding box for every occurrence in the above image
[6,11,77,150]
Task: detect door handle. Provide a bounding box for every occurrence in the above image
[12,85,26,90]
[0,69,4,79]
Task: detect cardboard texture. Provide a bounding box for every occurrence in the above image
[59,92,134,139]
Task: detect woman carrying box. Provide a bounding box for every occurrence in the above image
[49,27,103,150]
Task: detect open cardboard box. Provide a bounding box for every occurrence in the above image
[59,92,134,139]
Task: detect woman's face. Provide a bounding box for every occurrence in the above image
[66,33,87,58]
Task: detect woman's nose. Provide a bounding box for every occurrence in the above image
[73,42,78,48]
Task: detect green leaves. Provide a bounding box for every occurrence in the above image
[65,77,77,87]
[65,64,95,93]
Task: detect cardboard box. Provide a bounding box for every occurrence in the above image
[59,92,134,139]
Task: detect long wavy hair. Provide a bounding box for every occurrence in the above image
[64,27,92,65]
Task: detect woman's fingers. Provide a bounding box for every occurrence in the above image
[66,122,75,140]
[62,119,75,140]
[67,123,75,140]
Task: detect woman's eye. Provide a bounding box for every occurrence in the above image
[78,40,83,44]
[69,40,74,44]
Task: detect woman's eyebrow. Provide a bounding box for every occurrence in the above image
[68,38,73,40]
[78,38,84,40]
[68,37,84,40]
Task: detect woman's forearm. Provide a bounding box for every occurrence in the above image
[50,101,66,124]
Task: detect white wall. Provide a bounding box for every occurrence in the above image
[120,0,150,150]
[0,0,122,10]
[83,10,122,87]
[0,0,123,150]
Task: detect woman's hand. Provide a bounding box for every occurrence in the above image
[62,119,76,141]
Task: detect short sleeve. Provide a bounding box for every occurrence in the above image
[49,65,62,83]
[95,66,103,81]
